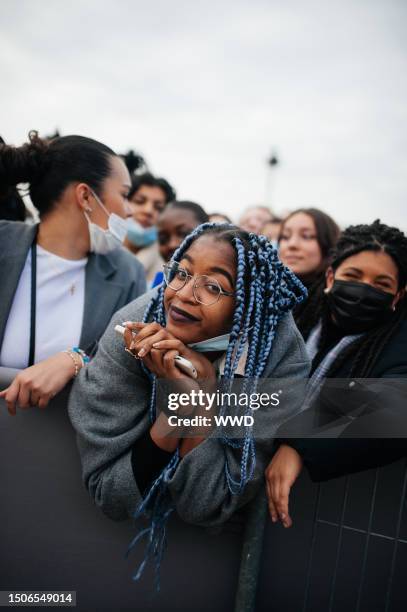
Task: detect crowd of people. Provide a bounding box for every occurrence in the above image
[1,131,406,581]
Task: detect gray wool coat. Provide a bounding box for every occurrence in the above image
[68,290,310,527]
[0,221,147,356]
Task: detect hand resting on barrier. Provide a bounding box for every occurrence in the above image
[0,352,79,415]
[265,444,303,528]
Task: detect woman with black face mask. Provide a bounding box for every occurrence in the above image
[264,219,407,528]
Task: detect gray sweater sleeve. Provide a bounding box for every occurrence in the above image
[68,299,310,526]
[68,291,156,521]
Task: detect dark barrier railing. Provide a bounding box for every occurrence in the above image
[256,459,407,612]
[1,367,406,612]
[0,369,242,612]
[234,489,267,612]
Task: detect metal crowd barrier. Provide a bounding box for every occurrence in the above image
[1,367,406,611]
[0,368,242,612]
[256,460,407,611]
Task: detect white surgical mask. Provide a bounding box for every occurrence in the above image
[84,190,128,254]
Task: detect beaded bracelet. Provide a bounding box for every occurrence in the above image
[72,347,90,366]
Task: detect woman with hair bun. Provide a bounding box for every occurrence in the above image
[0,131,146,413]
[266,220,407,527]
[0,136,32,222]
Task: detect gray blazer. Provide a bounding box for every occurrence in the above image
[0,221,147,356]
[68,290,310,527]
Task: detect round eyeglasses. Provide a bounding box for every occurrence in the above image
[163,262,234,306]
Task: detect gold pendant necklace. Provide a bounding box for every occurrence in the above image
[38,247,83,297]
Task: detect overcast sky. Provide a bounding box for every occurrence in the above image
[1,0,406,229]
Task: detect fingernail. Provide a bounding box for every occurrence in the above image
[280,513,286,520]
[138,348,146,357]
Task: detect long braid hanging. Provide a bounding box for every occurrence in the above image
[128,222,307,585]
[220,233,306,493]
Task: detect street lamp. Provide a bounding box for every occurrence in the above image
[265,150,279,205]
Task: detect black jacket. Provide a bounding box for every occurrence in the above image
[281,321,407,481]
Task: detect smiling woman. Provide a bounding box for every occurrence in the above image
[163,237,236,342]
[278,208,340,287]
[68,222,310,585]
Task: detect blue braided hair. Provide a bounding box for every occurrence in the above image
[128,222,307,587]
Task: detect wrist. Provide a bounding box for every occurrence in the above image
[71,347,90,366]
[150,421,180,453]
[62,348,88,377]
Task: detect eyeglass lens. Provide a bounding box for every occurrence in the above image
[164,266,221,305]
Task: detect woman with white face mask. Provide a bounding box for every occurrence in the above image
[0,131,146,413]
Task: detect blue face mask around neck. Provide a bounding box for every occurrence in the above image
[189,332,231,352]
[126,218,158,248]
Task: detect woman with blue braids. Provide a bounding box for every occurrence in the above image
[68,222,310,583]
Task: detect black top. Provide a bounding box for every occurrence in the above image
[310,317,347,374]
[281,320,407,481]
[131,431,174,495]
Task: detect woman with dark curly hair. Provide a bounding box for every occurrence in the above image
[124,172,176,283]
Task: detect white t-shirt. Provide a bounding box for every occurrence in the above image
[0,245,87,369]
